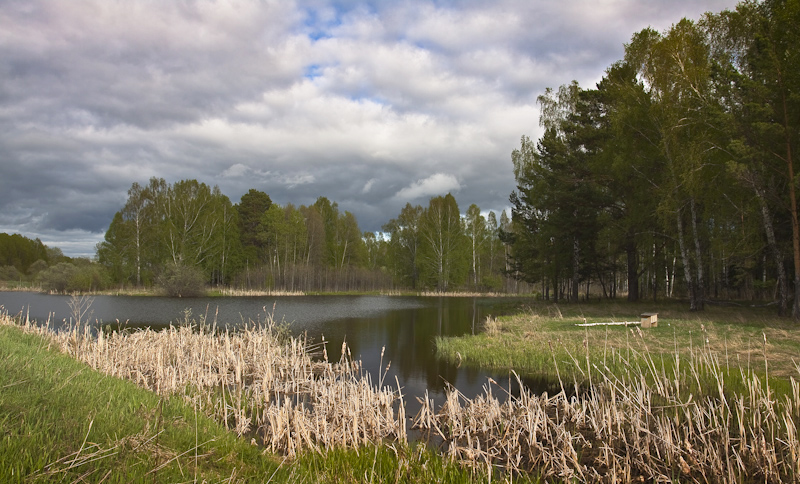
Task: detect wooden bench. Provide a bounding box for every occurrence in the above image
[640,312,658,329]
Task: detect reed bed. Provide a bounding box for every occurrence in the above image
[3,306,799,482]
[416,290,518,298]
[416,336,800,483]
[5,308,406,458]
[214,287,307,297]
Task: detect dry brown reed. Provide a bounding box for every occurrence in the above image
[416,291,518,298]
[412,342,800,483]
[3,307,799,482]
[2,308,405,457]
[215,288,306,297]
[483,316,502,337]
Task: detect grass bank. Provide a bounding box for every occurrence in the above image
[437,300,800,381]
[5,302,800,482]
[0,322,282,482]
[0,312,509,483]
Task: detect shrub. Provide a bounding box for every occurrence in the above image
[36,262,78,293]
[158,262,207,297]
[0,265,21,282]
[26,259,48,277]
[69,263,110,292]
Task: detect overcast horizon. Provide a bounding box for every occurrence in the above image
[1,0,740,258]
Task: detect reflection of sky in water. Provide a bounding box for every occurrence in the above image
[0,292,549,415]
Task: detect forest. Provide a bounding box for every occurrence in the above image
[0,180,517,295]
[87,179,516,295]
[507,0,800,316]
[0,0,797,317]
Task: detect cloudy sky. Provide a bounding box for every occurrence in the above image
[1,0,739,257]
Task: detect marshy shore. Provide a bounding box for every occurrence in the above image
[2,303,800,482]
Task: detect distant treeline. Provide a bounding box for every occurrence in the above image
[89,178,520,295]
[505,0,800,316]
[0,233,48,275]
[0,233,101,293]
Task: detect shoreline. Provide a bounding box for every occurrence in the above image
[0,284,536,298]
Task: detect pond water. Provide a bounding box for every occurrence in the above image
[0,291,554,413]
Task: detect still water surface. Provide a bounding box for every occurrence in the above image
[0,292,548,412]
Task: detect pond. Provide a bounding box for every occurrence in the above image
[0,291,552,412]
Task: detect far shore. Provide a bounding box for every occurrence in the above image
[0,283,536,298]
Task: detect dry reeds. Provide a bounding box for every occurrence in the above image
[3,307,405,457]
[3,306,799,482]
[416,291,515,298]
[483,316,502,337]
[412,344,800,483]
[215,288,306,297]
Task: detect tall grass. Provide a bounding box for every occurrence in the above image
[3,303,800,482]
[9,307,408,457]
[0,323,282,482]
[418,346,800,482]
[213,287,307,297]
[438,301,800,380]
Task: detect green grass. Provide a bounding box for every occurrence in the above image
[289,444,542,484]
[0,322,547,483]
[437,299,800,390]
[0,324,285,482]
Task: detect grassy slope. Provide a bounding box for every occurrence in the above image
[0,324,284,482]
[0,322,523,484]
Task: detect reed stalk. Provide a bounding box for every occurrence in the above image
[3,306,799,482]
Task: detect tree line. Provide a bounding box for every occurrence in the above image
[505,0,799,316]
[0,233,105,293]
[88,178,519,295]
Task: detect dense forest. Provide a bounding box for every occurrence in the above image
[1,0,797,317]
[0,181,517,296]
[507,0,800,316]
[88,179,517,295]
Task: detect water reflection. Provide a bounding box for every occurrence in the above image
[0,291,549,412]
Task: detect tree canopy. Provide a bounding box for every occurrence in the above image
[506,0,800,316]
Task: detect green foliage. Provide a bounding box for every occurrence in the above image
[0,233,49,274]
[98,178,240,289]
[418,193,469,291]
[35,260,110,293]
[506,2,800,311]
[96,211,133,283]
[384,203,424,288]
[0,265,21,282]
[313,197,367,269]
[36,262,78,293]
[70,260,110,293]
[236,188,272,255]
[26,259,48,277]
[158,262,207,297]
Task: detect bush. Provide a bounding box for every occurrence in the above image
[70,263,110,292]
[158,262,207,297]
[0,265,21,282]
[35,261,111,293]
[36,262,78,293]
[26,259,48,277]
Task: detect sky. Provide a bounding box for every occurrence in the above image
[0,0,740,258]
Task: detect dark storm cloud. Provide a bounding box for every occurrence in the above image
[0,0,740,256]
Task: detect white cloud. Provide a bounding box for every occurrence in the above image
[362,178,377,193]
[394,173,461,201]
[0,0,742,255]
[220,163,252,178]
